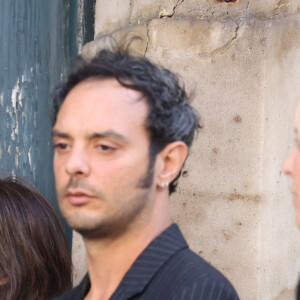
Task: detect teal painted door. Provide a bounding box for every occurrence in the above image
[0,0,95,247]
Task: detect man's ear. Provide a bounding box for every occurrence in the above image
[156,141,188,189]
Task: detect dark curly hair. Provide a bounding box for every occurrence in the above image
[0,177,72,299]
[53,47,200,194]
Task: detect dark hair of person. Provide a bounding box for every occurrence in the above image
[0,177,72,300]
[52,41,201,194]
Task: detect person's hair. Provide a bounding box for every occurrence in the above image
[53,44,200,194]
[0,177,72,300]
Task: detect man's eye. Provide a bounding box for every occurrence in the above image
[97,144,116,152]
[54,143,68,150]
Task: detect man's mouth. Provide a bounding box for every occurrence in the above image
[66,189,94,205]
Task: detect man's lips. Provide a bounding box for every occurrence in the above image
[65,189,94,205]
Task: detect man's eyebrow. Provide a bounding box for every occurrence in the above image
[89,131,129,143]
[51,130,71,139]
[51,130,129,143]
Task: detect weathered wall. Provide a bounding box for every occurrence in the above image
[94,0,299,34]
[72,1,300,299]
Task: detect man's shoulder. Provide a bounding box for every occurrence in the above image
[171,248,231,281]
[150,248,239,299]
[51,287,79,300]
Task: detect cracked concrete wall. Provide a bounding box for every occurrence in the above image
[94,0,300,34]
[71,1,300,299]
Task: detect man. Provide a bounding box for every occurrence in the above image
[51,47,239,300]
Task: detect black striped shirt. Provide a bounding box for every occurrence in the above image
[52,224,239,300]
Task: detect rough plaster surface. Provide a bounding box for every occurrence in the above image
[71,1,300,299]
[144,18,263,299]
[72,231,87,286]
[273,288,296,300]
[95,0,300,34]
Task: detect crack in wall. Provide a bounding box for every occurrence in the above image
[144,20,150,56]
[274,0,291,14]
[210,24,240,56]
[276,0,291,10]
[172,0,185,17]
[129,0,134,22]
[159,0,185,18]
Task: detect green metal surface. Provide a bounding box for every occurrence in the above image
[0,0,95,248]
[0,0,71,245]
[69,0,96,57]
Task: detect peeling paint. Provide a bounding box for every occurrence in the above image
[10,78,23,141]
[0,1,70,226]
[11,78,19,111]
[15,146,20,168]
[0,93,3,107]
[28,147,32,167]
[34,111,37,128]
[76,1,85,53]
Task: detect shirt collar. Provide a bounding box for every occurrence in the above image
[111,223,188,299]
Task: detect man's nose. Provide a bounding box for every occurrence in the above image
[66,148,90,177]
[282,149,297,176]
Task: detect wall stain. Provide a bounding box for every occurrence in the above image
[182,170,189,177]
[177,188,261,204]
[212,147,219,154]
[233,114,242,123]
[277,19,295,62]
[221,229,233,240]
[228,192,260,203]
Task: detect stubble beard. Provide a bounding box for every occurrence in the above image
[60,154,156,240]
[70,188,152,240]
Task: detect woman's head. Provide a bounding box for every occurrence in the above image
[0,176,72,299]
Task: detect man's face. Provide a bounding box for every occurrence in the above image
[283,115,300,227]
[53,78,156,239]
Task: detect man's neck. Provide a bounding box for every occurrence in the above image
[83,195,171,300]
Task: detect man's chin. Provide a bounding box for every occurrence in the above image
[64,214,99,232]
[68,222,110,240]
[65,215,128,240]
[74,224,128,240]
